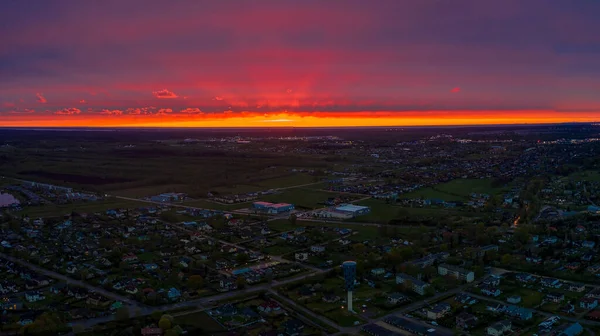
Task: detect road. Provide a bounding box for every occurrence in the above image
[466,292,600,326]
[268,290,354,334]
[0,252,142,309]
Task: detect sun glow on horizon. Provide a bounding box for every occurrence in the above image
[0,110,599,128]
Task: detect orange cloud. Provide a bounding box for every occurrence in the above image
[80,99,86,103]
[450,87,461,93]
[100,109,123,115]
[8,108,35,114]
[152,89,178,99]
[156,108,173,115]
[213,96,224,101]
[54,107,81,115]
[179,107,202,114]
[36,93,47,103]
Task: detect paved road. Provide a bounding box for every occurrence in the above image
[467,292,600,326]
[267,290,353,334]
[69,270,322,329]
[0,252,141,308]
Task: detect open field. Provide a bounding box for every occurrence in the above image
[565,170,600,182]
[0,142,334,199]
[400,178,508,201]
[354,198,483,224]
[259,188,360,209]
[174,311,226,333]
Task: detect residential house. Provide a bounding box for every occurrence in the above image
[480,285,501,297]
[507,295,521,304]
[295,252,308,261]
[257,301,283,315]
[322,294,340,303]
[0,298,23,310]
[25,291,45,303]
[482,276,501,287]
[516,273,536,283]
[580,297,598,310]
[122,253,138,263]
[569,283,586,292]
[546,292,565,303]
[427,302,451,320]
[167,288,181,300]
[371,268,385,276]
[504,305,533,320]
[456,312,478,330]
[396,273,430,295]
[438,264,475,283]
[386,293,408,305]
[281,319,305,336]
[561,303,575,314]
[310,245,325,253]
[478,245,499,257]
[487,320,511,336]
[540,277,562,288]
[582,241,596,249]
[87,293,110,307]
[455,293,478,305]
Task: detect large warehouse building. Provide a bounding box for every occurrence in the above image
[334,204,371,217]
[252,201,295,214]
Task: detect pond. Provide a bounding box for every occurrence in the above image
[0,193,20,207]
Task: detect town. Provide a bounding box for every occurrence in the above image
[2,124,600,336]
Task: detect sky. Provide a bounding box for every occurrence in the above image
[1,0,599,127]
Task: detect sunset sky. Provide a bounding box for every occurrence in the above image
[1,1,599,127]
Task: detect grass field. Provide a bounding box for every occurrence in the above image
[565,170,600,182]
[0,141,334,200]
[259,188,354,209]
[400,178,507,201]
[174,311,225,332]
[353,198,481,223]
[20,198,148,217]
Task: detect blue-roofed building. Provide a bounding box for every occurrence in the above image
[335,204,370,217]
[504,305,533,320]
[588,205,600,214]
[582,241,596,249]
[558,323,583,336]
[167,287,181,300]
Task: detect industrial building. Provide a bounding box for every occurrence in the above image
[252,201,295,214]
[150,193,187,202]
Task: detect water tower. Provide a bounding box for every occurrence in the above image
[342,261,357,312]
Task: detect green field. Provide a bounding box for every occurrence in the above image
[400,178,507,201]
[259,188,357,209]
[565,170,600,182]
[174,311,225,333]
[0,141,334,199]
[353,198,480,224]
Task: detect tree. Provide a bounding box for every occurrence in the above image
[501,254,513,265]
[23,312,65,335]
[289,213,297,226]
[187,275,204,290]
[236,276,247,289]
[159,317,172,330]
[151,311,163,322]
[236,253,250,265]
[115,307,130,321]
